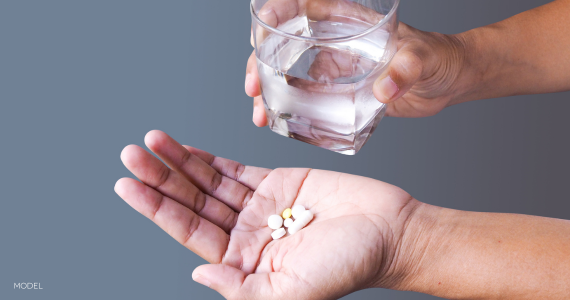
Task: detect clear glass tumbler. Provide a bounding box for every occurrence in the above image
[251,0,400,155]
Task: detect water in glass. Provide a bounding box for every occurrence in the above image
[256,15,391,155]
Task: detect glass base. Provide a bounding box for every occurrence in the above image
[266,106,386,155]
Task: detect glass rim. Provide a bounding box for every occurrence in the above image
[250,0,400,43]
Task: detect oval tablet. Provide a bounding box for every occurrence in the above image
[291,205,306,219]
[271,228,286,240]
[282,208,292,219]
[288,210,314,235]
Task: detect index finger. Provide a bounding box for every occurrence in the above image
[144,130,254,212]
[182,145,271,191]
[115,178,229,263]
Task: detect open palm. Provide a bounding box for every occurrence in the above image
[115,130,417,299]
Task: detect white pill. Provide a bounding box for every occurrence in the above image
[271,228,286,240]
[267,215,283,230]
[288,210,314,235]
[283,218,294,228]
[291,205,306,219]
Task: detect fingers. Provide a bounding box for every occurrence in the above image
[245,52,260,97]
[255,0,381,27]
[115,178,229,263]
[255,0,300,30]
[120,145,238,233]
[182,145,271,190]
[257,1,293,28]
[373,44,424,103]
[193,264,247,299]
[193,264,290,300]
[249,0,384,126]
[250,28,254,47]
[145,130,254,212]
[253,96,267,127]
[245,52,267,127]
[252,0,300,53]
[305,0,383,24]
[252,0,381,49]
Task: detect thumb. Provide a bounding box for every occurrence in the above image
[193,264,292,299]
[373,46,423,103]
[193,264,246,298]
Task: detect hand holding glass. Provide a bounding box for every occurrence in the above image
[251,0,400,154]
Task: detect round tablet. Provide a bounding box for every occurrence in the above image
[283,218,294,228]
[267,214,283,230]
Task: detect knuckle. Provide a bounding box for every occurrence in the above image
[181,150,192,166]
[390,50,423,82]
[253,96,263,106]
[242,190,254,209]
[209,172,223,195]
[223,210,238,232]
[398,50,423,69]
[183,215,201,246]
[234,164,246,182]
[151,196,165,221]
[155,166,170,189]
[194,192,207,214]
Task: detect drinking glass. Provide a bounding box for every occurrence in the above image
[251,0,400,155]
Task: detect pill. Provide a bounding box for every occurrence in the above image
[288,210,314,235]
[283,218,294,227]
[267,214,283,230]
[282,208,292,219]
[271,228,286,240]
[291,205,305,219]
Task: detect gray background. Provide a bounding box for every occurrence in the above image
[1,0,567,299]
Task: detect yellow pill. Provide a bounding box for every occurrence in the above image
[282,208,292,219]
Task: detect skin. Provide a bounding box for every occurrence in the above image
[245,0,570,123]
[115,1,570,299]
[115,130,417,299]
[115,130,570,299]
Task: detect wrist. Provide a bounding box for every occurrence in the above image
[448,28,493,105]
[371,201,446,290]
[449,24,518,105]
[380,202,570,299]
[375,202,455,292]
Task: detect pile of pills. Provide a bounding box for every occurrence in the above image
[267,204,314,240]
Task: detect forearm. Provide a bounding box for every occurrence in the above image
[394,203,570,299]
[452,0,570,104]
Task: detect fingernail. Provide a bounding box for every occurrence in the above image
[250,32,255,47]
[245,74,252,92]
[259,8,273,16]
[377,76,399,101]
[193,273,211,288]
[259,8,277,28]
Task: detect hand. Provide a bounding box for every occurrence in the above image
[245,0,469,125]
[115,130,420,299]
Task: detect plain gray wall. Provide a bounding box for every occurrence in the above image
[1,0,567,299]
